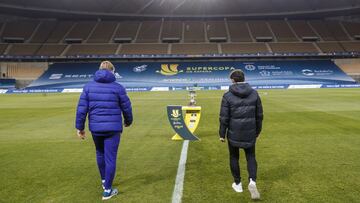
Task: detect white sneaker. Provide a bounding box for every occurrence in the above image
[248,180,260,200]
[232,182,243,193]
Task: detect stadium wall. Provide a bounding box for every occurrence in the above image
[23,60,359,90]
[2,60,359,94]
[0,78,15,89]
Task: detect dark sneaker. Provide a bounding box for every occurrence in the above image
[102,188,118,200]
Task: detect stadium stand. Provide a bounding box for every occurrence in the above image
[227,21,252,42]
[119,43,168,55]
[248,21,274,40]
[324,21,350,41]
[113,21,140,42]
[36,44,67,56]
[136,21,162,43]
[161,21,182,41]
[309,20,337,41]
[268,20,298,42]
[342,21,360,40]
[206,21,227,40]
[7,44,41,55]
[87,21,118,43]
[172,43,218,54]
[317,42,345,53]
[341,42,360,52]
[4,63,46,79]
[288,20,318,39]
[337,61,360,73]
[269,42,318,53]
[45,21,75,43]
[221,43,268,54]
[308,20,350,41]
[0,19,359,56]
[65,44,118,55]
[335,59,360,82]
[30,21,58,43]
[0,44,7,54]
[64,21,96,42]
[184,21,205,43]
[1,20,39,41]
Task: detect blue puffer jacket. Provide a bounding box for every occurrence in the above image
[75,69,133,133]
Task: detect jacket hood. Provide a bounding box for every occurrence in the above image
[229,83,253,98]
[94,69,116,83]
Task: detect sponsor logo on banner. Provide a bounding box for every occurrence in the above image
[221,86,229,90]
[288,84,322,89]
[8,89,62,93]
[64,74,93,78]
[171,109,181,118]
[171,87,186,91]
[150,87,169,91]
[157,64,182,76]
[245,64,256,71]
[158,64,236,76]
[302,69,333,76]
[114,72,122,79]
[256,85,287,89]
[272,70,294,76]
[302,69,315,76]
[259,70,271,77]
[186,66,235,73]
[324,84,360,88]
[49,74,63,79]
[258,65,281,70]
[0,89,8,94]
[133,65,147,73]
[125,87,150,91]
[62,88,83,93]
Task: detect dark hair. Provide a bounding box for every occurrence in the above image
[230,69,245,82]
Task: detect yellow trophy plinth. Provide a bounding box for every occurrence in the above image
[171,106,201,141]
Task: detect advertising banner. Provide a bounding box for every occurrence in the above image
[28,60,356,90]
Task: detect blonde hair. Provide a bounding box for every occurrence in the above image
[99,61,115,72]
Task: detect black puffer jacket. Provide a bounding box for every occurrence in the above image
[219,83,263,148]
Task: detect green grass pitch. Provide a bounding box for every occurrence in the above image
[0,89,360,202]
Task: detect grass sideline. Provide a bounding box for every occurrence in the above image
[0,89,360,202]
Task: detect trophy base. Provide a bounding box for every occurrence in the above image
[172,134,183,141]
[167,105,201,141]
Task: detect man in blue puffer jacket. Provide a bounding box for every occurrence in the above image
[75,61,133,200]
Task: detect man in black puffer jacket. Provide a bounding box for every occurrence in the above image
[219,69,263,200]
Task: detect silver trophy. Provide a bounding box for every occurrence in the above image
[189,90,197,106]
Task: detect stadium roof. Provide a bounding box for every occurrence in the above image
[0,0,359,19]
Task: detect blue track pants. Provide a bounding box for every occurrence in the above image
[92,132,120,190]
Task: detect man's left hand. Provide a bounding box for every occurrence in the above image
[219,138,225,142]
[77,130,86,139]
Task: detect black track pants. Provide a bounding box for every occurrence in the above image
[228,142,257,184]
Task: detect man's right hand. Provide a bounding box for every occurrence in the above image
[124,123,131,127]
[220,138,225,142]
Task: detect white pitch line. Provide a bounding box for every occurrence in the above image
[171,140,190,203]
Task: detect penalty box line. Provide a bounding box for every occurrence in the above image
[171,140,190,203]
